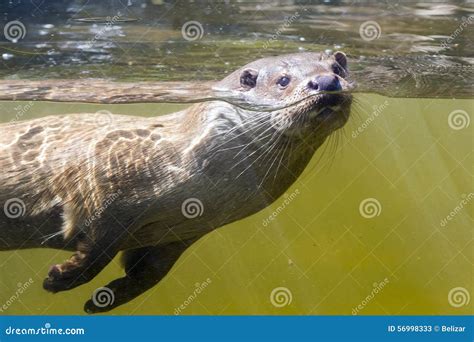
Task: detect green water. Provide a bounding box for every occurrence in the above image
[0,0,472,316]
[0,95,472,315]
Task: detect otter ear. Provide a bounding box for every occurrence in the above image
[333,51,347,70]
[240,68,258,89]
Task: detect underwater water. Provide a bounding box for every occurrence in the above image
[0,96,471,315]
[0,0,472,315]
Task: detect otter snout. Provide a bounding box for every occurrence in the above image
[308,75,341,92]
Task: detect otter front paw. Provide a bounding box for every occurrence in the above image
[43,263,88,293]
[43,244,118,294]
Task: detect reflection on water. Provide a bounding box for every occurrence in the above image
[0,0,472,316]
[1,0,473,97]
[0,95,471,315]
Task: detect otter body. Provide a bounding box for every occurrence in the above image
[0,52,352,313]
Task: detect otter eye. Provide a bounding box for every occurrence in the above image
[277,76,290,88]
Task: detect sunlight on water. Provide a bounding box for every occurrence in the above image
[0,95,471,315]
[0,0,472,319]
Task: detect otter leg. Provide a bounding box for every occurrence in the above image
[43,235,120,293]
[83,239,194,314]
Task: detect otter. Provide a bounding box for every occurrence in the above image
[0,51,352,313]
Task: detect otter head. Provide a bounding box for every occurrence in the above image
[214,51,352,139]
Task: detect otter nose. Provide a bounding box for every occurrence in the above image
[308,75,341,92]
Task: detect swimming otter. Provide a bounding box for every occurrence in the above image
[0,51,352,313]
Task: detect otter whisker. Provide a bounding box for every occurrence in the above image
[233,124,277,158]
[271,137,293,185]
[228,132,275,170]
[257,133,288,189]
[210,111,267,141]
[40,230,65,245]
[231,119,284,161]
[234,132,283,179]
[211,119,270,154]
[210,113,269,153]
[208,116,270,158]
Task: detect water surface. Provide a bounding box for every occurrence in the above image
[1,0,473,97]
[0,0,472,315]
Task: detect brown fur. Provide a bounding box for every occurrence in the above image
[0,52,352,313]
